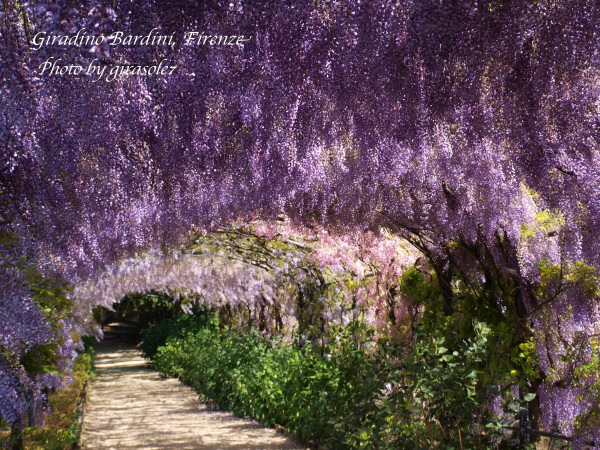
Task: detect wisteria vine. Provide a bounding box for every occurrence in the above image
[1,0,599,442]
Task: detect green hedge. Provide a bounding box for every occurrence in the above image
[141,314,525,448]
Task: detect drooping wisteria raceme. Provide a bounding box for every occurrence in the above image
[1,0,600,440]
[75,227,417,339]
[0,247,51,427]
[248,221,419,338]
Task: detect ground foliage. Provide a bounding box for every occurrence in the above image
[1,0,600,444]
[141,308,528,448]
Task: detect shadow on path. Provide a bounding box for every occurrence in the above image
[82,323,306,449]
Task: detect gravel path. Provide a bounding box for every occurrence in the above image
[81,325,306,449]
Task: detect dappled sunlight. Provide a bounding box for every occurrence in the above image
[83,326,305,449]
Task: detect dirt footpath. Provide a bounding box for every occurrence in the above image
[81,329,306,449]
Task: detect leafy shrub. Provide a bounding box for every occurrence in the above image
[138,312,213,360]
[143,313,526,448]
[359,322,520,448]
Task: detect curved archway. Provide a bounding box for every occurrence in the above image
[1,0,600,444]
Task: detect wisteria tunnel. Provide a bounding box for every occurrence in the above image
[1,0,600,447]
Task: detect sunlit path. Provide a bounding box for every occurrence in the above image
[81,327,305,449]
